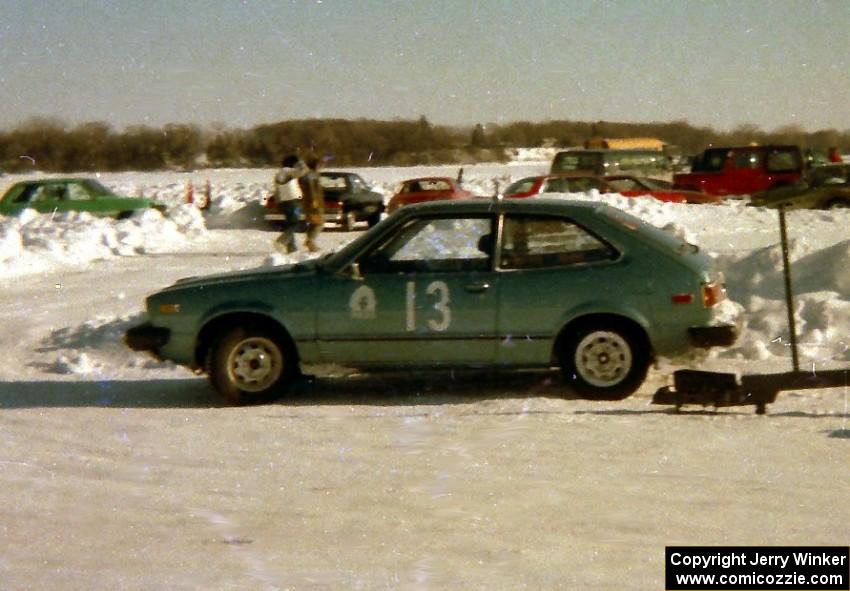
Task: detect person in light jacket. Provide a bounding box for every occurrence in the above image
[272,154,307,253]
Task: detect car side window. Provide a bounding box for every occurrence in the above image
[733,150,761,170]
[65,183,91,200]
[13,186,41,203]
[607,178,640,192]
[500,215,617,270]
[359,216,493,273]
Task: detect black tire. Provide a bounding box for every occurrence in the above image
[206,324,297,405]
[558,320,649,400]
[824,197,850,210]
[367,210,382,228]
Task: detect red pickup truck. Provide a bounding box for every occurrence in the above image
[673,145,804,197]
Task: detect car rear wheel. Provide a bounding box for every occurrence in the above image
[559,321,649,400]
[207,324,296,404]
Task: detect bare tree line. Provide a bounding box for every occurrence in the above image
[1,116,847,173]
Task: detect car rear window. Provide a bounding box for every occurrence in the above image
[320,175,347,190]
[500,215,617,269]
[765,149,802,173]
[602,205,695,254]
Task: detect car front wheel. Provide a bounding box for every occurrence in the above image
[367,210,382,227]
[207,325,295,404]
[559,321,649,400]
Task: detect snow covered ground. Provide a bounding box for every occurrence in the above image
[1,162,848,589]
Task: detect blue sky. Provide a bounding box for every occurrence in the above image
[1,0,848,131]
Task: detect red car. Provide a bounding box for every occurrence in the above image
[503,174,721,204]
[604,175,723,204]
[673,145,804,197]
[387,177,474,214]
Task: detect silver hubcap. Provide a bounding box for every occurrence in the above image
[226,337,283,393]
[574,330,632,388]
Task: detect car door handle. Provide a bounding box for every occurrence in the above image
[464,282,491,293]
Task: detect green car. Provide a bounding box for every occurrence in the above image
[126,198,736,404]
[0,178,166,218]
[750,163,850,210]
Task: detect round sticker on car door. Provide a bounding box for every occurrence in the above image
[349,285,377,320]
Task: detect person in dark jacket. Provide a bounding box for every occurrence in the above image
[299,155,325,252]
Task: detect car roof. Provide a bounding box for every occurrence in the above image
[396,196,609,216]
[12,177,99,186]
[320,171,355,177]
[403,176,454,183]
[709,144,799,152]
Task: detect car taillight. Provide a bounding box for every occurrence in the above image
[671,293,694,304]
[701,280,726,308]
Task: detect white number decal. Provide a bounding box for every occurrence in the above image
[426,281,451,332]
[405,281,416,331]
[405,281,451,332]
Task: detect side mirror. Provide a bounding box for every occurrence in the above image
[349,261,364,281]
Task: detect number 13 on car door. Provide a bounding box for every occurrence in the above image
[317,216,499,366]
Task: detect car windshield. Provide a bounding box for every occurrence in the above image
[544,177,603,193]
[504,177,538,196]
[81,179,113,195]
[552,152,602,173]
[640,178,672,190]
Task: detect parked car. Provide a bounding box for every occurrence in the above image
[604,175,723,204]
[750,163,850,210]
[550,149,672,178]
[673,145,804,197]
[386,177,474,214]
[0,178,166,218]
[503,174,721,204]
[125,198,736,404]
[264,171,384,231]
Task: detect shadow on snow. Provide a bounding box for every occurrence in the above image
[0,370,578,410]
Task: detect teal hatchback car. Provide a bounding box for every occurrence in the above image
[126,198,735,404]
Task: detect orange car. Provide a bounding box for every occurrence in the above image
[387,177,474,214]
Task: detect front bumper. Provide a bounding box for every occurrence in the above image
[125,322,171,353]
[688,324,737,348]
